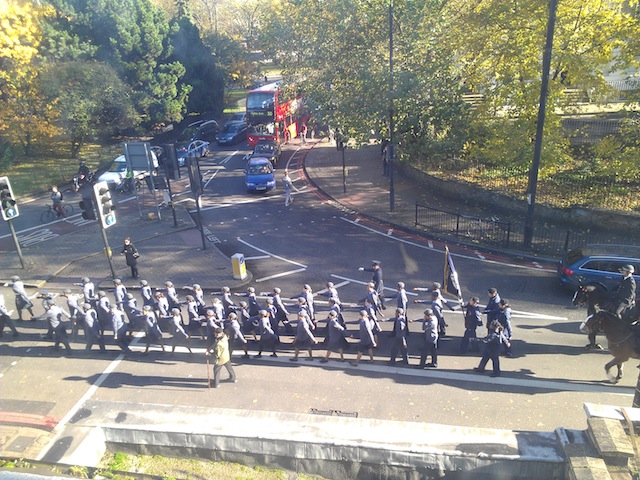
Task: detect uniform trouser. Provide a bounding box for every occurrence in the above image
[213,361,236,387]
[115,325,131,352]
[419,340,438,366]
[0,313,18,336]
[459,328,477,353]
[85,327,105,351]
[389,337,408,363]
[478,351,500,375]
[53,323,71,351]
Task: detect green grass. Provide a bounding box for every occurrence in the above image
[223,89,248,114]
[0,138,121,197]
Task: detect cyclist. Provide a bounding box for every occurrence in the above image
[51,186,66,218]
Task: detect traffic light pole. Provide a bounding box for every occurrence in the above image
[7,219,25,269]
[100,226,116,279]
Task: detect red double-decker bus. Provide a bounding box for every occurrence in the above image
[246,82,306,147]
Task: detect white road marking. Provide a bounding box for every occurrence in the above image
[428,241,433,249]
[532,261,544,269]
[330,273,418,296]
[219,151,239,164]
[244,255,271,261]
[36,333,145,460]
[339,217,551,272]
[387,229,393,235]
[316,280,351,296]
[474,250,486,260]
[255,267,308,283]
[204,169,220,188]
[18,229,60,247]
[237,237,308,283]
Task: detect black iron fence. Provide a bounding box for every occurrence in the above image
[415,203,626,257]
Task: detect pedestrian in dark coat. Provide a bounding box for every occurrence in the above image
[474,320,510,377]
[359,260,385,309]
[121,237,139,278]
[460,297,481,354]
[498,299,513,357]
[483,287,501,330]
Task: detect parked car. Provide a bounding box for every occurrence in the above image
[245,157,276,192]
[97,154,156,186]
[217,121,248,145]
[558,244,640,291]
[229,112,247,124]
[192,120,219,141]
[250,140,281,166]
[177,140,210,166]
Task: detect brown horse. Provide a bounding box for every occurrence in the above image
[581,311,639,384]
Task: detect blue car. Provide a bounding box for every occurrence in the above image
[558,244,640,291]
[245,157,276,192]
[217,121,248,145]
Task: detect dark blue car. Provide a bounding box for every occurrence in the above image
[245,157,276,193]
[558,245,640,291]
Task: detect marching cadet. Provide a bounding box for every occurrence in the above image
[418,309,438,368]
[414,282,456,311]
[474,320,510,378]
[44,299,72,355]
[498,299,513,357]
[62,289,83,339]
[235,286,260,317]
[113,279,127,309]
[429,290,447,337]
[320,310,347,363]
[483,287,501,331]
[140,280,154,307]
[111,305,131,353]
[142,305,165,354]
[293,284,315,325]
[255,309,278,358]
[237,301,259,342]
[164,281,180,309]
[183,283,206,312]
[169,308,192,354]
[204,308,222,344]
[386,282,408,317]
[272,287,292,334]
[10,275,34,321]
[219,286,236,316]
[289,311,317,362]
[363,298,382,343]
[358,260,385,309]
[96,291,111,336]
[154,290,170,319]
[0,294,19,338]
[265,297,279,337]
[76,277,95,305]
[351,310,376,367]
[185,295,204,338]
[460,297,482,354]
[81,303,105,352]
[123,293,143,334]
[321,281,341,306]
[360,282,381,315]
[225,312,248,357]
[389,308,409,366]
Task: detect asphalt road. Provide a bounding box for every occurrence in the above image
[0,140,637,462]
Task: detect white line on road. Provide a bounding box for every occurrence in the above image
[474,250,486,260]
[255,267,308,283]
[339,217,551,272]
[330,273,418,296]
[237,237,308,283]
[316,280,351,296]
[244,255,271,261]
[204,169,220,188]
[219,151,239,164]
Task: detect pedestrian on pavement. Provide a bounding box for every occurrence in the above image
[290,311,317,361]
[81,303,105,352]
[381,139,390,176]
[351,310,377,366]
[283,170,294,206]
[358,260,385,310]
[10,276,34,321]
[121,237,140,279]
[0,294,19,339]
[113,278,127,309]
[140,280,154,307]
[389,307,409,365]
[255,309,278,358]
[184,295,203,338]
[50,186,67,218]
[44,299,72,355]
[111,305,131,353]
[207,327,237,388]
[141,305,164,355]
[300,123,307,145]
[321,310,348,363]
[418,309,438,368]
[498,299,513,357]
[474,320,510,378]
[169,308,192,354]
[459,297,481,354]
[483,287,501,331]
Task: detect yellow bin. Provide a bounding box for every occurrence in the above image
[231,253,247,280]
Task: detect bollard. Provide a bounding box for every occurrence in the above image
[231,253,247,280]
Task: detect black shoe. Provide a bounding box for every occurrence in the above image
[289,357,298,362]
[270,353,278,357]
[254,354,263,358]
[320,358,328,363]
[473,367,484,373]
[490,373,501,377]
[425,363,437,368]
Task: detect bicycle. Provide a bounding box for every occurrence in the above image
[41,203,74,223]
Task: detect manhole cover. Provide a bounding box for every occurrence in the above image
[6,436,36,453]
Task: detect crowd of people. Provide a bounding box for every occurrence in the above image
[0,260,515,386]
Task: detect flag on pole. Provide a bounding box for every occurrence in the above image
[443,245,462,301]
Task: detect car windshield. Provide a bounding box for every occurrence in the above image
[108,161,127,173]
[247,163,272,175]
[222,124,240,133]
[255,144,274,154]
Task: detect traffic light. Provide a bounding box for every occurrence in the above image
[93,181,116,229]
[79,195,96,220]
[0,176,19,221]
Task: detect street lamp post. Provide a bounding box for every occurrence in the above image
[388,0,395,212]
[524,0,559,247]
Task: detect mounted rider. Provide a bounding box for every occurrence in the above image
[611,264,636,321]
